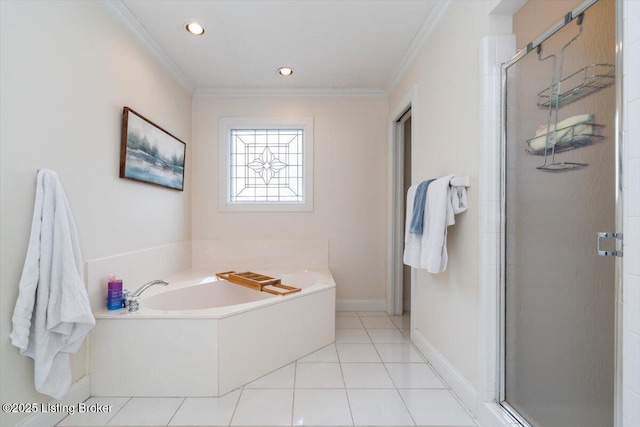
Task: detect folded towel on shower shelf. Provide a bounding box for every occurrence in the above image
[10,169,95,400]
[535,113,593,137]
[528,113,594,152]
[409,179,435,235]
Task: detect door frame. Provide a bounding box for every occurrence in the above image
[387,85,417,316]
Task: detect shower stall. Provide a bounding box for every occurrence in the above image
[500,0,621,425]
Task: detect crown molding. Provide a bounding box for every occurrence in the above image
[102,0,449,97]
[385,0,451,93]
[101,0,195,93]
[194,87,387,98]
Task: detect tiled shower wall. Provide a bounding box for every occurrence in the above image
[477,34,516,427]
[478,32,514,404]
[622,1,640,425]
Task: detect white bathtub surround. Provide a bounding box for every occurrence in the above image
[191,239,329,271]
[86,239,325,313]
[85,242,191,312]
[89,269,336,397]
[192,239,384,311]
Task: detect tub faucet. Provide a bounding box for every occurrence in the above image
[125,279,169,312]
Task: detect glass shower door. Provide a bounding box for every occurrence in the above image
[502,1,616,426]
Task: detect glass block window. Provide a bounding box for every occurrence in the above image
[219,118,313,212]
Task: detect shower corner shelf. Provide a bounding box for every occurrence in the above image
[537,64,615,109]
[536,161,588,172]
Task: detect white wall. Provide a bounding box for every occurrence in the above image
[191,96,388,305]
[0,1,192,425]
[388,0,509,390]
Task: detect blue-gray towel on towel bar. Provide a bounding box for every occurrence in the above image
[409,179,435,234]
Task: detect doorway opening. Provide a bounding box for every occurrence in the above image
[388,104,412,316]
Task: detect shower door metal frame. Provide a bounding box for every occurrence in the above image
[497,0,624,425]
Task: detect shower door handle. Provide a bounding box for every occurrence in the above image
[597,232,623,257]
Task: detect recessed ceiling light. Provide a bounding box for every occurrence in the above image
[277,67,294,77]
[186,22,205,36]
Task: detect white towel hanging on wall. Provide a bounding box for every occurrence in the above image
[403,184,422,268]
[10,169,95,400]
[421,175,456,273]
[403,175,470,273]
[450,177,469,215]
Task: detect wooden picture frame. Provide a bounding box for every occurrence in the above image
[120,107,186,191]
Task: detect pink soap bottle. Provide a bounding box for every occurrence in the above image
[107,274,123,310]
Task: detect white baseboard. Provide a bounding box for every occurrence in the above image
[336,299,386,312]
[478,401,519,427]
[409,330,513,427]
[16,376,91,427]
[411,329,479,418]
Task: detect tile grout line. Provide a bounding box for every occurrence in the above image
[336,339,356,427]
[444,388,481,427]
[367,314,418,427]
[164,397,186,426]
[104,397,131,427]
[56,396,132,427]
[290,360,298,427]
[90,396,133,427]
[390,315,477,426]
[227,386,244,426]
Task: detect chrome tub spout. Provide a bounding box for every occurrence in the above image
[132,279,169,297]
[126,280,169,312]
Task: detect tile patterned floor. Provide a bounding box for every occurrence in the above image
[57,312,477,427]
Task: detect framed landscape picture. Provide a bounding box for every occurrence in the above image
[120,107,186,191]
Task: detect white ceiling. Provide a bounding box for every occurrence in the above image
[118,0,444,94]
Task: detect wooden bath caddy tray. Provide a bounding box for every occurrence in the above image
[215,271,301,296]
